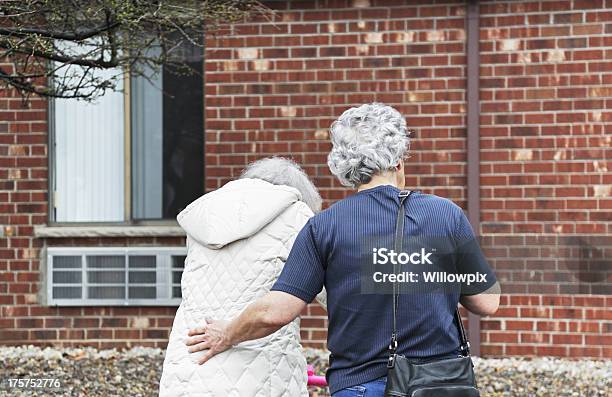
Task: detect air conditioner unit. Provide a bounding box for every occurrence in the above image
[46,247,185,306]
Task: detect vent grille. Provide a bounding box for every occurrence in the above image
[47,247,185,306]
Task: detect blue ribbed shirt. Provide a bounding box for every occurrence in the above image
[271,185,496,394]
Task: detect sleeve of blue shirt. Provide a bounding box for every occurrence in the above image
[271,219,325,303]
[453,209,498,296]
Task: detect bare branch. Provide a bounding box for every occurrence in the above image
[0,22,121,41]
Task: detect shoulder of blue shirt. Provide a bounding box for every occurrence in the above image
[308,187,467,227]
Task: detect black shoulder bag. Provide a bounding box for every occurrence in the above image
[384,190,480,397]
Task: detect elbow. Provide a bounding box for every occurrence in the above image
[467,282,501,316]
[474,294,500,316]
[461,291,501,317]
[478,299,500,316]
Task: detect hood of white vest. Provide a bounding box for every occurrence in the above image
[177,178,301,249]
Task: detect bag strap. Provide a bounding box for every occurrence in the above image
[388,190,470,368]
[455,306,471,356]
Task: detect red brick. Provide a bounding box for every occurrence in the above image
[552,334,584,345]
[506,345,536,356]
[489,332,519,343]
[506,321,534,331]
[536,346,568,356]
[569,347,602,357]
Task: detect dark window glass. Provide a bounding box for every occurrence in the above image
[131,41,203,220]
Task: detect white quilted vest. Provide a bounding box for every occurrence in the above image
[159,178,313,397]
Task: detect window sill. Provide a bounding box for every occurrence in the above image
[34,225,185,238]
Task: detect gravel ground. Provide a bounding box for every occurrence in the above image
[0,345,609,397]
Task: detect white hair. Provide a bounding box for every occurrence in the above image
[240,157,322,213]
[327,103,411,188]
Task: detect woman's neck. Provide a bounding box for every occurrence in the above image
[357,174,399,192]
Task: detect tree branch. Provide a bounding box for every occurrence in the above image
[0,40,120,68]
[0,21,121,41]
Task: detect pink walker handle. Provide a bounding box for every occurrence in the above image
[307,365,328,387]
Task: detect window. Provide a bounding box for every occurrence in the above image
[47,247,185,306]
[51,42,204,223]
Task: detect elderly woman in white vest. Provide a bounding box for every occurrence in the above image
[159,157,325,397]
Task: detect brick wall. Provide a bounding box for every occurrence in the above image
[477,0,610,357]
[0,0,610,358]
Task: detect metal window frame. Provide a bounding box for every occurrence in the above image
[46,57,205,226]
[47,246,185,306]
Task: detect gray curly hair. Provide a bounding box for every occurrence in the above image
[240,157,322,213]
[327,103,411,188]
